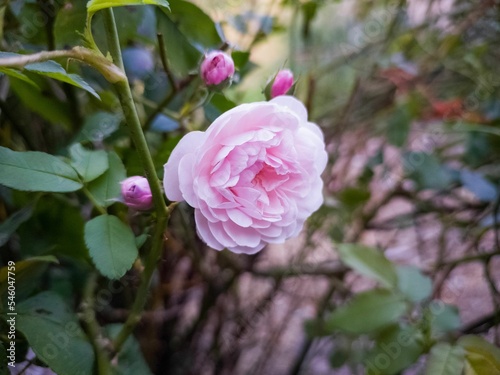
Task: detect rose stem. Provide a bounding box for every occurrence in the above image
[101,8,170,355]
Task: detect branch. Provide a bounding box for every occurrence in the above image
[0,47,126,83]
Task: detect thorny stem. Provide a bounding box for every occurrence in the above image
[82,273,114,375]
[101,8,170,354]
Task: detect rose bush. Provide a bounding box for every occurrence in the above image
[163,96,327,254]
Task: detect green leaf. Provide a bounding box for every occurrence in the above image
[204,93,237,122]
[0,146,83,192]
[87,0,170,15]
[337,244,398,288]
[88,152,126,207]
[73,112,121,143]
[54,1,87,48]
[0,255,58,285]
[135,234,149,249]
[18,198,88,260]
[0,67,38,88]
[17,3,48,44]
[396,266,432,303]
[366,325,424,375]
[92,6,153,47]
[84,215,138,279]
[326,289,407,334]
[458,335,500,375]
[166,1,222,48]
[14,292,94,375]
[403,152,454,191]
[156,9,202,76]
[69,144,109,182]
[0,204,34,246]
[337,187,371,211]
[387,104,412,147]
[425,343,465,375]
[85,1,169,51]
[428,301,461,337]
[0,256,58,305]
[23,60,99,99]
[104,324,154,374]
[232,51,250,70]
[0,53,97,97]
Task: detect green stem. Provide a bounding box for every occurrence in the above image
[101,8,169,354]
[157,32,177,91]
[114,81,167,211]
[83,187,107,215]
[102,9,124,71]
[103,11,166,217]
[82,273,114,375]
[112,213,168,353]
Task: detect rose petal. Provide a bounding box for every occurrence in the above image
[223,221,261,248]
[270,95,308,122]
[163,131,205,201]
[227,208,253,227]
[195,210,224,250]
[178,153,199,206]
[228,242,266,255]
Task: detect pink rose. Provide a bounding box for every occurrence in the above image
[271,69,294,98]
[120,176,153,211]
[200,50,235,86]
[163,96,327,254]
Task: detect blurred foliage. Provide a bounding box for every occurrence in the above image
[1,0,500,374]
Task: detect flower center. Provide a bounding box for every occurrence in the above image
[251,162,289,191]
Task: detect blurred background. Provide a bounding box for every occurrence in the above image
[2,0,500,374]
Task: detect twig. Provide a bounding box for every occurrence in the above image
[157,33,177,92]
[461,310,500,335]
[0,47,126,83]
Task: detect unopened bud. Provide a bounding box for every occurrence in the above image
[200,50,235,88]
[120,176,153,211]
[270,69,294,98]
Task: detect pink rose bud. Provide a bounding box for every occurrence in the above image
[271,69,294,98]
[120,176,153,211]
[200,50,235,87]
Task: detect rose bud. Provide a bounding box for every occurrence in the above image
[268,69,294,99]
[120,176,153,211]
[200,50,235,88]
